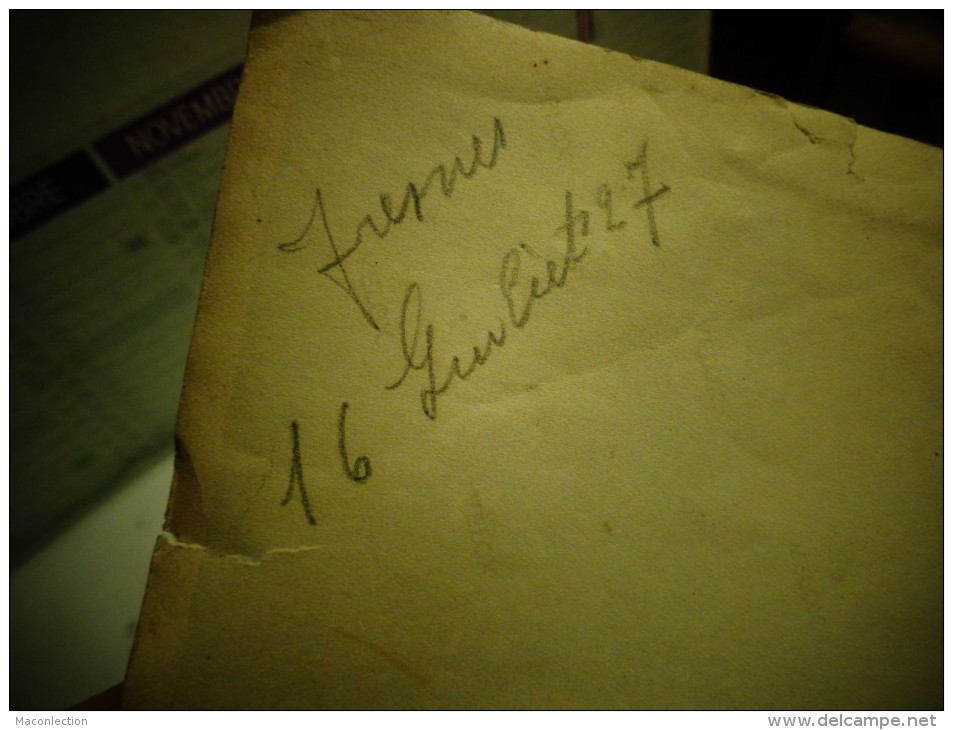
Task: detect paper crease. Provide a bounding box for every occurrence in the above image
[159,530,324,567]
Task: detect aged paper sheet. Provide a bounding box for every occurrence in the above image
[123,11,942,709]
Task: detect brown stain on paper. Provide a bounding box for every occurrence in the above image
[333,626,433,693]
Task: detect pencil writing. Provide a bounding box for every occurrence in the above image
[276,117,507,331]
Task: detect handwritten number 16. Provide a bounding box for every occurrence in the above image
[281,403,371,526]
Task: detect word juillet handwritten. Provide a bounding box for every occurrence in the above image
[276,117,670,525]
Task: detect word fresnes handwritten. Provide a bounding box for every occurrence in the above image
[277,118,507,331]
[277,118,670,525]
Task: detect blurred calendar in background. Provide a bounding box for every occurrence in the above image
[10,11,254,564]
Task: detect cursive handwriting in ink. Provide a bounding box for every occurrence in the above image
[281,420,317,525]
[338,401,372,482]
[276,117,507,331]
[626,141,670,247]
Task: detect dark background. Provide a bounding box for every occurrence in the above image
[708,10,942,147]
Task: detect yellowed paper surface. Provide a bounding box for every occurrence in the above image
[123,10,942,709]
